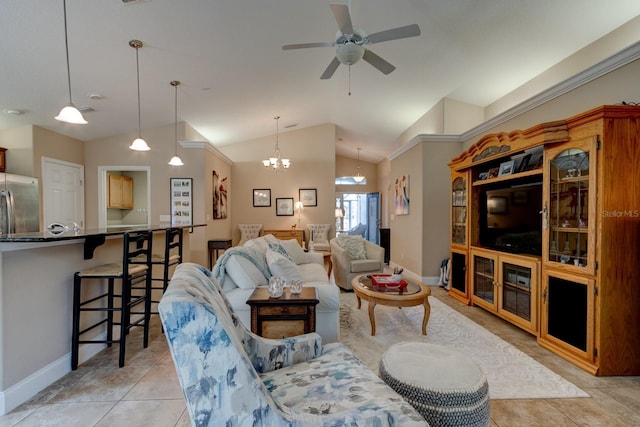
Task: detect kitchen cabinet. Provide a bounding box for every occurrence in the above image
[108,174,133,209]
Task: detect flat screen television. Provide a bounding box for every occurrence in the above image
[478,182,542,256]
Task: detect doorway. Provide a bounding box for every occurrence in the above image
[42,157,85,229]
[336,192,380,244]
[98,166,151,229]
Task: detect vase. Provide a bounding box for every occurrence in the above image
[268,276,284,298]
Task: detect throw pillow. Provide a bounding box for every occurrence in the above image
[279,239,307,265]
[266,249,303,282]
[268,242,294,263]
[225,255,268,289]
[337,235,367,260]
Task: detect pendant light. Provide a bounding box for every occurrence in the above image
[353,147,365,182]
[261,116,290,172]
[168,81,184,166]
[54,0,87,124]
[128,40,150,151]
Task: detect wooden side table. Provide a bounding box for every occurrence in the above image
[246,287,319,339]
[208,239,232,269]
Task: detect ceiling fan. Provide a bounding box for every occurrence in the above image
[282,3,421,79]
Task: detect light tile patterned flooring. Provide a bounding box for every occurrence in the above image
[2,285,640,426]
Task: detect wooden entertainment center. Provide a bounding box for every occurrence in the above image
[448,105,640,376]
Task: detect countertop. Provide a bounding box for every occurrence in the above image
[0,223,206,258]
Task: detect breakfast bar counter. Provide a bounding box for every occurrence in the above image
[0,224,204,414]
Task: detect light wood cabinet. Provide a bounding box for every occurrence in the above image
[450,105,640,375]
[470,248,539,334]
[262,229,305,247]
[107,174,134,209]
[449,170,470,304]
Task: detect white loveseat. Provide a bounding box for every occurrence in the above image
[212,234,340,343]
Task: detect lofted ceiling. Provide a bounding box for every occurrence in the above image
[1,1,640,163]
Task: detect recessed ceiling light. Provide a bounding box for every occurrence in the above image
[87,93,103,100]
[284,123,297,129]
[4,109,24,115]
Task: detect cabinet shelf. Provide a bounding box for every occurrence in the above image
[550,226,588,233]
[473,168,542,187]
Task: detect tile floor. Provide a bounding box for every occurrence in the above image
[2,285,640,426]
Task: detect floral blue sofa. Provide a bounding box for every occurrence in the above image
[159,263,428,426]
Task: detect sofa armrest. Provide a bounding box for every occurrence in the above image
[364,240,385,263]
[242,330,323,373]
[302,251,323,265]
[330,239,350,269]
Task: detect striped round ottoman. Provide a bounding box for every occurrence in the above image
[379,342,490,427]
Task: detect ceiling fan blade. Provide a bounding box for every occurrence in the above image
[330,4,354,35]
[320,57,341,80]
[366,24,421,44]
[282,42,334,50]
[363,49,396,75]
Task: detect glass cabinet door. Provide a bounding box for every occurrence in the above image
[451,175,467,246]
[471,250,497,309]
[544,137,597,274]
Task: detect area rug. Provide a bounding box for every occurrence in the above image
[339,292,589,400]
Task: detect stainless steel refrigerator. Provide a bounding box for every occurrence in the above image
[0,173,39,234]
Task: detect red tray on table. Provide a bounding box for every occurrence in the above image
[370,274,407,291]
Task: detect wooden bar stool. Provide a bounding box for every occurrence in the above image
[71,230,153,369]
[149,228,183,317]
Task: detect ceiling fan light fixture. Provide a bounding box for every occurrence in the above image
[336,42,364,65]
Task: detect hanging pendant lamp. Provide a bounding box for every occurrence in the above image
[353,147,365,182]
[168,81,184,166]
[128,40,150,151]
[55,0,87,124]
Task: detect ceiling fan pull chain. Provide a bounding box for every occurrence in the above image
[348,64,352,96]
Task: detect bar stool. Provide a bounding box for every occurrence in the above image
[149,228,183,317]
[71,230,153,369]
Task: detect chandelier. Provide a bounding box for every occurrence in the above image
[262,116,290,171]
[353,147,365,183]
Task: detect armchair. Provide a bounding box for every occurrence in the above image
[238,223,262,245]
[307,223,331,251]
[330,236,385,290]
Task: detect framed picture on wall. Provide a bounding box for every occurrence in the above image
[170,178,193,226]
[299,188,317,207]
[276,197,294,216]
[253,189,271,207]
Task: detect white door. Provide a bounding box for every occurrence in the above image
[42,157,84,229]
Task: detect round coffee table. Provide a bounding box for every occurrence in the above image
[351,274,431,336]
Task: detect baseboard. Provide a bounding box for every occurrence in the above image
[0,333,107,415]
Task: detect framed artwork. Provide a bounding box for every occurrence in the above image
[498,160,514,177]
[512,190,529,206]
[488,196,508,214]
[299,188,317,207]
[253,189,271,207]
[276,197,294,216]
[170,178,193,226]
[487,167,499,179]
[212,170,228,219]
[394,175,410,215]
